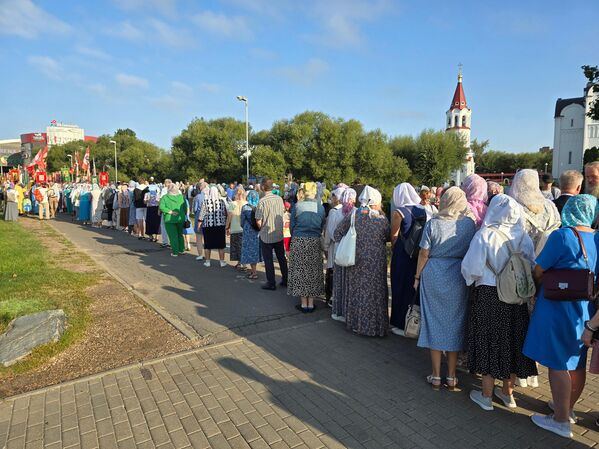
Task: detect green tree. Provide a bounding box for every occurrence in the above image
[582,65,599,120]
[250,145,286,180]
[470,138,489,161]
[584,147,599,165]
[171,117,245,182]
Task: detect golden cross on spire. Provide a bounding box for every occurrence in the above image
[458,63,463,82]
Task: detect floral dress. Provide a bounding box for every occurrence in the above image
[240,205,262,264]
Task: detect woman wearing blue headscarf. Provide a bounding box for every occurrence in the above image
[524,194,599,439]
[240,190,262,280]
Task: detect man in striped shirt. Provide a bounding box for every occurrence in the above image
[255,178,288,290]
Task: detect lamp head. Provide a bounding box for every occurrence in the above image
[109,140,116,144]
[236,96,247,102]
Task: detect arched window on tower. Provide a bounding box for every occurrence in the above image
[448,117,451,127]
[462,116,467,127]
[454,116,459,127]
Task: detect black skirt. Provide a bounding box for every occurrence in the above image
[468,285,538,380]
[204,226,226,250]
[146,206,161,235]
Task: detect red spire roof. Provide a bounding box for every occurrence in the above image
[449,73,468,110]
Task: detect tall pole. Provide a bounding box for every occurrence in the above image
[245,100,249,182]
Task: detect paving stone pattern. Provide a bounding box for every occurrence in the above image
[1,321,599,449]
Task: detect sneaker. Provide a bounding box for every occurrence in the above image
[527,375,539,388]
[219,261,227,268]
[171,254,178,257]
[390,327,405,337]
[331,314,343,321]
[203,260,211,267]
[548,400,577,424]
[531,414,572,439]
[195,256,204,261]
[469,390,494,411]
[515,377,528,388]
[493,387,517,408]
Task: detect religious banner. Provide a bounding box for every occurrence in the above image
[35,171,47,184]
[8,168,20,183]
[99,171,109,187]
[91,175,99,185]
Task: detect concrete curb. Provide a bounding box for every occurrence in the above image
[45,220,202,342]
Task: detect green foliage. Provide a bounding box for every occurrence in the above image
[582,65,599,121]
[46,132,171,182]
[171,117,245,182]
[584,147,599,165]
[470,138,489,161]
[477,150,552,173]
[250,145,286,181]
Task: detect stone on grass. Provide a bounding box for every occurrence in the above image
[0,310,66,367]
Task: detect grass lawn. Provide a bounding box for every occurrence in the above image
[0,220,97,376]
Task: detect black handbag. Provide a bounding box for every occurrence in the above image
[543,228,597,301]
[183,219,191,229]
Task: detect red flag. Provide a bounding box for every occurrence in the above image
[81,146,90,171]
[28,145,48,171]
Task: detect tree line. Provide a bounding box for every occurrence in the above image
[46,111,579,196]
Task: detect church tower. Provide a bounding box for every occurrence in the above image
[446,65,475,185]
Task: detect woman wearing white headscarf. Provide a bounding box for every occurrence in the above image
[91,183,103,227]
[193,181,209,260]
[198,185,228,267]
[461,194,538,411]
[127,180,137,234]
[509,168,560,389]
[413,187,476,390]
[334,186,390,336]
[390,183,428,336]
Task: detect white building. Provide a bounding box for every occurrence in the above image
[46,123,85,147]
[446,69,475,185]
[552,84,599,178]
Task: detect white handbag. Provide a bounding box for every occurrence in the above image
[334,210,356,267]
[404,289,421,339]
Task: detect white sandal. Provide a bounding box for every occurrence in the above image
[426,375,442,391]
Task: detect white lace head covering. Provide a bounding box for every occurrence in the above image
[508,169,545,214]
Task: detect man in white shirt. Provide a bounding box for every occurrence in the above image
[37,183,50,220]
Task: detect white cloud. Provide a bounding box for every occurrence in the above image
[105,20,144,41]
[0,0,70,39]
[88,83,108,95]
[150,95,183,110]
[278,58,329,85]
[306,0,394,48]
[148,18,193,47]
[28,56,63,80]
[191,11,252,39]
[75,45,111,60]
[198,82,221,93]
[115,73,149,88]
[171,81,192,93]
[112,0,178,17]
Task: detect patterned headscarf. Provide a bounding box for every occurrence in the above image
[436,187,475,221]
[340,188,357,216]
[246,190,259,207]
[461,174,488,227]
[509,169,545,214]
[561,194,598,228]
[207,186,220,201]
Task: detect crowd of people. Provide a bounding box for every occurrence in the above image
[3,164,599,440]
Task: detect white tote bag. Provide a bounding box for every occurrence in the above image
[334,210,356,267]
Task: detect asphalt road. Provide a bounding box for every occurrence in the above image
[49,215,327,343]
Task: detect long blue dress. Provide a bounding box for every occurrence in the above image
[524,229,598,370]
[64,188,73,214]
[78,192,91,221]
[240,205,262,264]
[128,190,136,226]
[417,217,476,351]
[390,205,427,329]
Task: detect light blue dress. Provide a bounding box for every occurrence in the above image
[524,229,598,370]
[417,217,476,351]
[78,192,91,221]
[240,205,262,264]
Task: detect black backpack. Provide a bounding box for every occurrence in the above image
[401,208,427,259]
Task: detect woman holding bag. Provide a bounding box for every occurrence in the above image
[334,186,390,336]
[524,194,599,439]
[413,187,476,390]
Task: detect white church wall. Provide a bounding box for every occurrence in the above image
[553,103,584,177]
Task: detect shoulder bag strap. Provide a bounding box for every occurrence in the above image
[569,227,591,271]
[485,227,515,275]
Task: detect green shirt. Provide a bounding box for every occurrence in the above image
[159,194,187,224]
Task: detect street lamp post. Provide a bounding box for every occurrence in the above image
[109,140,118,183]
[236,96,249,182]
[545,162,549,174]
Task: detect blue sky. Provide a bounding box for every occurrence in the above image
[0,0,596,153]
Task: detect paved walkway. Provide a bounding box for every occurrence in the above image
[2,319,599,449]
[2,217,599,448]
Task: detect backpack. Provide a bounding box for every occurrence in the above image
[250,208,260,231]
[34,189,43,202]
[400,207,427,259]
[486,227,536,305]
